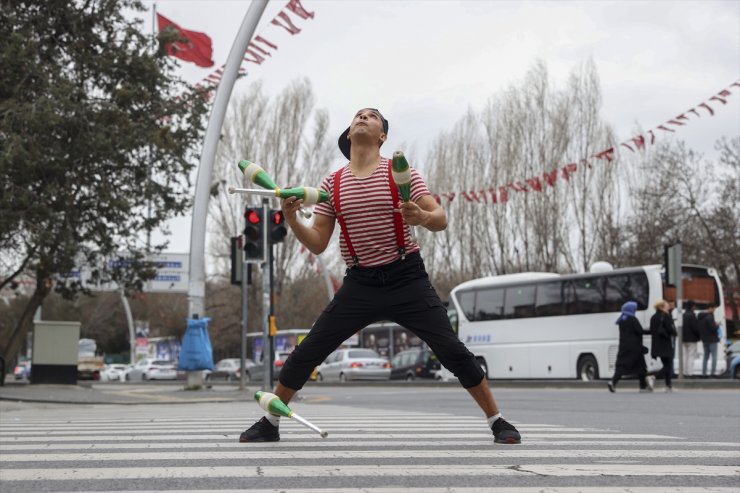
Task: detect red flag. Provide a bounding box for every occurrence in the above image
[157,13,214,68]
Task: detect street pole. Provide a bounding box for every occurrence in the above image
[187,0,269,318]
[261,199,271,391]
[239,255,249,392]
[674,243,684,380]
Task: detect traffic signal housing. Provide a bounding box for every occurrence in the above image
[270,209,288,244]
[243,207,265,262]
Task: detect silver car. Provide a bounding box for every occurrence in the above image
[125,359,177,381]
[315,349,390,382]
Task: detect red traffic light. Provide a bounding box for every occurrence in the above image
[272,211,284,225]
[246,210,261,224]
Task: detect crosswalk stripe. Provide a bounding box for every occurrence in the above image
[2,464,739,481]
[25,489,740,493]
[0,432,682,440]
[0,426,622,434]
[2,449,738,462]
[23,488,740,493]
[1,440,736,450]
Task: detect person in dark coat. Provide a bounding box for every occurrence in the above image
[608,301,652,393]
[698,305,720,377]
[650,299,677,391]
[681,301,700,377]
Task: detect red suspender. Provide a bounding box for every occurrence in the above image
[387,163,407,260]
[333,168,359,266]
[332,162,407,267]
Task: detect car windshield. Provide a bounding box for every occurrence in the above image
[348,349,381,359]
[153,360,172,366]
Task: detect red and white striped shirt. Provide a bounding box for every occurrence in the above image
[314,158,430,267]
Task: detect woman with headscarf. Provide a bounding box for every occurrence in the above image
[608,301,652,393]
[649,299,678,391]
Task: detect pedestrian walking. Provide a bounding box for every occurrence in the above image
[239,108,521,444]
[682,300,700,377]
[649,300,677,391]
[698,305,720,377]
[609,301,652,393]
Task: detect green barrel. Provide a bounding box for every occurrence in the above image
[238,160,279,191]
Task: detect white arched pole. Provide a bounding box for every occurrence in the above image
[188,0,269,319]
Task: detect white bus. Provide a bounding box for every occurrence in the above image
[450,264,725,380]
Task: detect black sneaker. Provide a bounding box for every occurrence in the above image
[239,417,280,443]
[491,417,521,444]
[607,382,615,393]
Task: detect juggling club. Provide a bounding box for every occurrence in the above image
[228,186,329,206]
[391,151,417,242]
[236,160,315,218]
[238,160,279,190]
[255,391,328,438]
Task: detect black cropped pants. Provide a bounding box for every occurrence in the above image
[279,252,484,390]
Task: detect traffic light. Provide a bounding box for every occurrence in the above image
[269,209,288,244]
[243,207,265,262]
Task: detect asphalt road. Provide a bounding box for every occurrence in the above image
[0,384,738,493]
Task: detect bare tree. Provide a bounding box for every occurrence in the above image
[423,59,618,292]
[206,79,337,335]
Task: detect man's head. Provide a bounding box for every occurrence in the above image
[338,108,389,160]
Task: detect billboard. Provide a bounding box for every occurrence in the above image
[64,252,189,294]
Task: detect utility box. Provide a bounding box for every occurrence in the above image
[31,321,81,385]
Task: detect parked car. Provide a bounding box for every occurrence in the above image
[434,366,455,382]
[273,351,292,379]
[100,364,130,382]
[315,349,390,382]
[726,342,740,379]
[389,348,440,381]
[14,361,31,380]
[205,358,265,382]
[125,359,177,381]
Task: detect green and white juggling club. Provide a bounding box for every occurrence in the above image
[391,151,412,201]
[255,391,328,438]
[228,186,329,206]
[391,151,417,242]
[236,160,315,218]
[238,160,279,190]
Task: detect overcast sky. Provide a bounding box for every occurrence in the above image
[142,0,740,253]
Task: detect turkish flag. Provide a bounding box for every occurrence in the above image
[157,13,214,68]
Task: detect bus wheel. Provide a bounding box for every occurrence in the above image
[577,355,599,381]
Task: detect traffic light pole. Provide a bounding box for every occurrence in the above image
[239,255,249,392]
[261,199,272,391]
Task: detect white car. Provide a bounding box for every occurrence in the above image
[125,359,177,381]
[100,364,130,382]
[315,349,391,382]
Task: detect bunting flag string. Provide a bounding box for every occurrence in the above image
[193,0,314,96]
[432,81,740,205]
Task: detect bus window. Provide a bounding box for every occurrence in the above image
[565,278,604,314]
[663,266,721,310]
[476,287,505,321]
[535,281,565,317]
[456,290,476,321]
[604,273,649,311]
[503,285,536,319]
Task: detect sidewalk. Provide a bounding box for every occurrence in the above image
[0,381,255,405]
[1,378,737,405]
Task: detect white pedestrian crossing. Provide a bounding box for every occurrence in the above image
[0,402,738,493]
